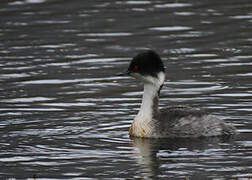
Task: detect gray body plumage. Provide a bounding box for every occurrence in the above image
[152,106,235,138]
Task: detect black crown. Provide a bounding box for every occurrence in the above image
[128,50,165,77]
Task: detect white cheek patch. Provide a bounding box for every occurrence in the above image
[143,72,165,87]
[131,72,165,87]
[157,72,165,86]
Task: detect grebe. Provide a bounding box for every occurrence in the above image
[120,50,236,138]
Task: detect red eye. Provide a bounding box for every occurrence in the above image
[134,65,138,71]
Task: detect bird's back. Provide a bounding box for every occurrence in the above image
[153,106,235,138]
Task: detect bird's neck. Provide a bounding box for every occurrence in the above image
[138,83,160,120]
[130,72,165,137]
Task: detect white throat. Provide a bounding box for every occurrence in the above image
[135,72,165,121]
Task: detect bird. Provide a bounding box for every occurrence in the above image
[119,50,236,138]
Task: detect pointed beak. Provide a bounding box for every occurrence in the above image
[116,70,130,76]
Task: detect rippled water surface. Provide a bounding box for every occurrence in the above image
[1,0,252,179]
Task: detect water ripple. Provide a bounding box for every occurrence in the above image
[150,26,192,31]
[77,32,132,37]
[155,3,192,8]
[0,97,54,103]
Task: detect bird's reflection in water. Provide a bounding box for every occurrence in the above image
[130,136,235,179]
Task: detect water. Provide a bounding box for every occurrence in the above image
[1,0,252,179]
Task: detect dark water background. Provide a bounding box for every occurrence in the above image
[1,0,252,179]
